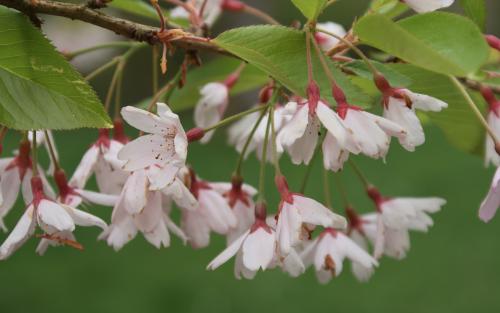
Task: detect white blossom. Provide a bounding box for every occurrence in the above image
[403,0,454,13]
[478,167,500,222]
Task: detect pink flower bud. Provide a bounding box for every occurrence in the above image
[186,127,205,142]
[485,34,500,51]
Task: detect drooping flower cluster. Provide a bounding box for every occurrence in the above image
[3,0,488,286]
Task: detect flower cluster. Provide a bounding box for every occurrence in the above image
[7,0,500,285]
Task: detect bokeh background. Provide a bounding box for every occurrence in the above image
[1,1,500,312]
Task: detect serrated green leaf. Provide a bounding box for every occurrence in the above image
[354,12,489,76]
[459,0,486,31]
[291,0,328,21]
[214,25,373,107]
[0,7,111,130]
[342,60,412,87]
[389,64,485,154]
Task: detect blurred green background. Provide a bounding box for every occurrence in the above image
[1,1,500,312]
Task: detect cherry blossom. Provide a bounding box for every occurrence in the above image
[403,0,454,13]
[69,129,127,194]
[315,21,347,51]
[0,176,107,259]
[276,90,351,165]
[100,169,187,250]
[481,86,500,166]
[375,74,448,151]
[119,103,188,189]
[366,187,445,259]
[300,228,378,284]
[322,87,406,171]
[209,178,257,244]
[478,167,500,222]
[274,175,347,255]
[194,72,239,143]
[207,203,276,279]
[180,169,237,248]
[0,140,55,231]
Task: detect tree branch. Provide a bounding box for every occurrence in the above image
[0,0,229,55]
[462,78,500,95]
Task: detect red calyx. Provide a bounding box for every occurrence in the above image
[259,85,274,104]
[480,85,500,116]
[275,175,294,204]
[113,118,129,144]
[189,168,210,199]
[366,186,387,212]
[6,140,32,180]
[307,80,321,114]
[54,169,76,202]
[221,0,245,11]
[95,129,111,149]
[186,127,205,142]
[224,175,250,208]
[485,34,500,52]
[374,72,392,95]
[320,227,338,239]
[345,206,363,233]
[373,72,409,107]
[223,72,240,89]
[337,104,362,120]
[30,176,46,208]
[250,202,272,234]
[332,83,347,107]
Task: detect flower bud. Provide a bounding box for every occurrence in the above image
[485,34,500,52]
[221,0,245,11]
[186,127,205,142]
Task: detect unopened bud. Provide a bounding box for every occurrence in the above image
[186,127,205,142]
[373,72,391,94]
[259,85,274,104]
[223,72,240,89]
[485,34,500,51]
[221,0,245,11]
[332,83,347,106]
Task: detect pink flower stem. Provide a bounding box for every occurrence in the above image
[31,131,38,176]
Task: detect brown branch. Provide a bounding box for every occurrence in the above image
[462,78,500,95]
[0,0,230,55]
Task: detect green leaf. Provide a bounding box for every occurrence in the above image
[342,60,412,87]
[169,58,269,111]
[109,0,189,27]
[214,25,373,107]
[388,64,485,154]
[354,12,489,76]
[108,0,158,19]
[0,7,111,130]
[291,0,328,21]
[459,0,486,31]
[369,0,409,18]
